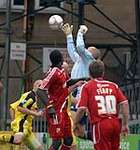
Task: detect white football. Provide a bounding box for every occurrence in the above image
[48,15,63,30]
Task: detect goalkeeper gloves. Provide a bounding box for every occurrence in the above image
[78,25,88,34]
[61,23,73,36]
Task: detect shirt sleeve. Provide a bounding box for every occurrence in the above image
[77,84,89,108]
[116,87,128,104]
[40,68,57,90]
[76,31,94,60]
[31,102,38,110]
[19,92,35,109]
[10,101,19,110]
[10,92,28,109]
[67,34,79,62]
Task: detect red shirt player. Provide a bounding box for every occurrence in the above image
[39,50,83,150]
[74,60,129,150]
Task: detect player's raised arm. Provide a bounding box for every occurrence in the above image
[62,23,79,62]
[76,25,101,61]
[76,25,92,58]
[76,25,87,52]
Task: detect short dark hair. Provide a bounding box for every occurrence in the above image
[89,60,105,78]
[49,50,63,67]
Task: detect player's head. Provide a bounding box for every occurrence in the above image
[88,47,101,60]
[89,60,105,78]
[50,50,63,68]
[33,80,42,92]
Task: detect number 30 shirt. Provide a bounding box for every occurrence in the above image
[78,78,128,124]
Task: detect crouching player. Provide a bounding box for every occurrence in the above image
[0,80,44,150]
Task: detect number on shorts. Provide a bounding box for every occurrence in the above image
[95,95,116,115]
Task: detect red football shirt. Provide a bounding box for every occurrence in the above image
[40,67,69,112]
[78,78,127,124]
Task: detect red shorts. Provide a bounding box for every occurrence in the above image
[92,117,121,150]
[47,111,72,139]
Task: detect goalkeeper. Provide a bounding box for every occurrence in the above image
[62,23,101,140]
[62,23,101,98]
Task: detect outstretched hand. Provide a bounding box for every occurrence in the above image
[61,23,73,35]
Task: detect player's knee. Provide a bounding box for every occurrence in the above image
[13,132,24,144]
[63,137,73,146]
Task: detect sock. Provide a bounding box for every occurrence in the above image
[60,144,71,150]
